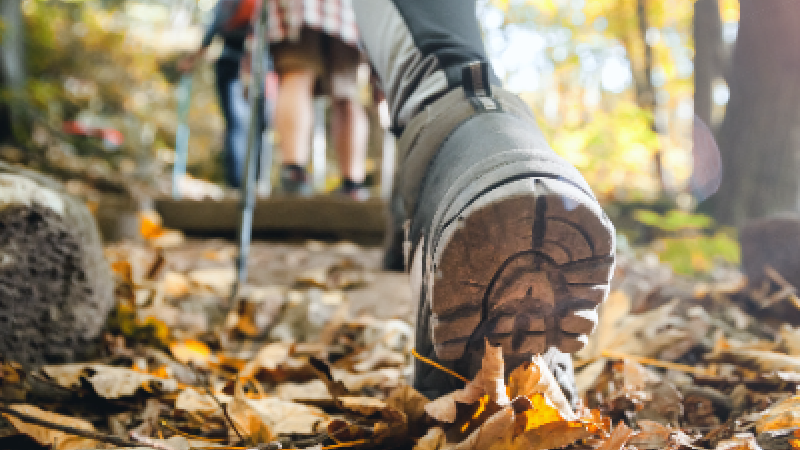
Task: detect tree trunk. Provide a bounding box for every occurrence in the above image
[0,0,26,143]
[709,0,800,226]
[693,0,722,128]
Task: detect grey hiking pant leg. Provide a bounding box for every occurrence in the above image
[351,0,500,133]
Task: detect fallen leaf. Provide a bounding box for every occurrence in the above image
[708,347,800,373]
[170,339,212,366]
[139,210,165,239]
[232,396,329,435]
[42,364,178,398]
[310,357,351,399]
[227,394,274,444]
[237,343,293,379]
[508,356,578,422]
[629,419,672,449]
[756,395,800,433]
[275,380,334,403]
[456,407,515,450]
[174,388,231,415]
[715,433,761,450]
[387,384,430,428]
[596,422,634,450]
[508,419,592,450]
[2,404,99,450]
[352,345,406,372]
[188,266,235,296]
[425,339,510,423]
[337,396,393,416]
[413,427,446,450]
[334,367,404,392]
[163,271,191,298]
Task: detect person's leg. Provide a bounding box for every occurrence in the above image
[271,29,323,195]
[351,0,615,406]
[331,99,367,184]
[328,37,369,199]
[274,69,315,166]
[214,57,249,188]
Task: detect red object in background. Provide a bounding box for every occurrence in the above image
[226,0,260,31]
[63,121,124,147]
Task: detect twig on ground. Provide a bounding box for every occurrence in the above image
[130,431,177,450]
[203,374,246,444]
[0,403,165,449]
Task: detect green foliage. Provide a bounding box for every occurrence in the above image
[633,209,712,232]
[483,0,697,201]
[107,302,170,350]
[634,209,739,275]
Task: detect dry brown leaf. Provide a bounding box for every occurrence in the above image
[42,364,178,398]
[170,339,213,366]
[352,345,406,372]
[387,384,430,427]
[234,397,329,435]
[2,404,99,450]
[275,380,333,403]
[507,418,592,450]
[715,433,761,450]
[425,339,510,423]
[238,343,293,380]
[174,388,231,415]
[756,395,800,433]
[598,300,689,358]
[780,324,800,356]
[455,407,515,450]
[334,367,404,392]
[139,210,164,239]
[629,419,672,449]
[508,356,577,421]
[596,422,634,450]
[708,347,800,373]
[227,395,274,444]
[149,229,185,248]
[310,357,351,399]
[295,267,329,287]
[163,271,191,298]
[337,396,392,416]
[413,427,446,450]
[620,359,661,392]
[188,266,235,296]
[577,290,630,361]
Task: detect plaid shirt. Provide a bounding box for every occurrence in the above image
[267,0,359,48]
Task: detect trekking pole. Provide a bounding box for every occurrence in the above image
[172,73,192,199]
[231,0,269,302]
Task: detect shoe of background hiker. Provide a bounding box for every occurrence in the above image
[333,178,371,201]
[279,164,312,197]
[404,63,615,408]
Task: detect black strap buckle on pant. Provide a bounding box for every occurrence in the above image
[462,61,503,113]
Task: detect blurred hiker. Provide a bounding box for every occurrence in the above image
[351,0,616,406]
[180,0,262,188]
[267,0,369,200]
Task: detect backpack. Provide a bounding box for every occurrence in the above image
[225,0,259,31]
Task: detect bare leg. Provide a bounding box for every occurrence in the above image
[331,97,368,183]
[275,69,315,166]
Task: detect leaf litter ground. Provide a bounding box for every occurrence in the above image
[4,218,800,450]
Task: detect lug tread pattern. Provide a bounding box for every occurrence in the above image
[430,179,615,364]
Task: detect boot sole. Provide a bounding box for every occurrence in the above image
[426,175,615,367]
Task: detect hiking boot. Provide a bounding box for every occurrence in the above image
[405,64,615,407]
[279,164,312,197]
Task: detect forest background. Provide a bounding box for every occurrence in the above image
[2,0,798,277]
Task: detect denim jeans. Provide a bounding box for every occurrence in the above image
[214,56,251,188]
